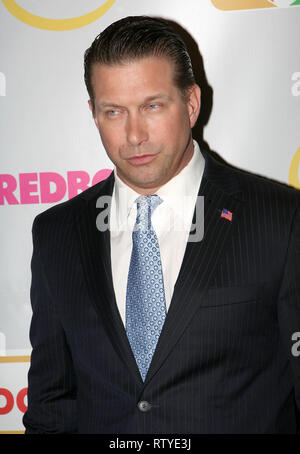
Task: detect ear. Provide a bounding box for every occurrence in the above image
[88,99,99,128]
[187,84,201,128]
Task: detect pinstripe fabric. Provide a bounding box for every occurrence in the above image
[23,149,300,433]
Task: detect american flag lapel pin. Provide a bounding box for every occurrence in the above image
[220,208,233,222]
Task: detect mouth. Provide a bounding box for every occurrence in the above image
[127,154,158,166]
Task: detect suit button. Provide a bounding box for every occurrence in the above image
[138,400,151,412]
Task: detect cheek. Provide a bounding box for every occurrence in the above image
[148,113,179,141]
[157,106,189,133]
[98,122,124,150]
[152,114,189,148]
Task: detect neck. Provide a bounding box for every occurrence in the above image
[133,136,195,195]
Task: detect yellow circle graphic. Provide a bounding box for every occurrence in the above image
[289,148,300,189]
[1,0,116,31]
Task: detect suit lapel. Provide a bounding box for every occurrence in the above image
[76,172,144,387]
[145,151,245,384]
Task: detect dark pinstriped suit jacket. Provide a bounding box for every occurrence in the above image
[23,149,300,433]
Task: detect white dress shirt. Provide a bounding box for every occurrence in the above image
[109,140,205,326]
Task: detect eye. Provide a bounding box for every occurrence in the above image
[148,103,160,110]
[106,109,120,117]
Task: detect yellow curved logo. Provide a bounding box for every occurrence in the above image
[289,148,300,189]
[211,0,300,10]
[211,0,276,10]
[1,0,116,31]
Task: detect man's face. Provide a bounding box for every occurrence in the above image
[89,56,201,194]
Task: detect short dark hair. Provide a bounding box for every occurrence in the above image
[84,16,196,110]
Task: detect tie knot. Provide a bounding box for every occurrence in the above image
[135,195,162,230]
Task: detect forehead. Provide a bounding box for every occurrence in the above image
[91,56,179,104]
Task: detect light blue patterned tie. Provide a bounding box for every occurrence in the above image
[126,195,167,382]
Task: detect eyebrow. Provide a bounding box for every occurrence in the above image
[143,93,172,103]
[98,93,172,110]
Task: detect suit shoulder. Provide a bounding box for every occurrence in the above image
[32,172,114,233]
[212,154,300,208]
[235,166,300,207]
[204,150,300,221]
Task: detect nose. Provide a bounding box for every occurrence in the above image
[126,113,148,146]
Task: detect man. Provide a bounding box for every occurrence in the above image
[23,16,300,434]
